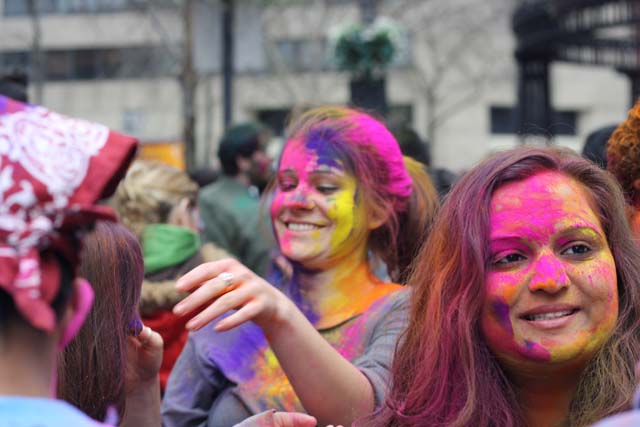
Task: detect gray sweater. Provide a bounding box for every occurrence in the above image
[161,289,410,427]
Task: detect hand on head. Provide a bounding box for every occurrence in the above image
[124,325,163,391]
[173,258,291,332]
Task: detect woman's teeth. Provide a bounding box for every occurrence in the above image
[287,223,321,231]
[524,310,575,321]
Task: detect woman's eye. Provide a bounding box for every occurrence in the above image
[316,185,338,194]
[494,253,526,265]
[278,181,297,192]
[562,244,591,255]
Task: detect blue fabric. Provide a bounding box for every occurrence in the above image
[0,397,109,427]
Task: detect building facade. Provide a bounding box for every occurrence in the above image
[0,0,630,172]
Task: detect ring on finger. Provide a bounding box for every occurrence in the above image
[218,271,235,288]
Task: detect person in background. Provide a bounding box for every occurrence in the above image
[112,160,229,392]
[198,123,274,277]
[367,147,640,427]
[0,94,138,426]
[162,107,439,427]
[58,222,163,426]
[582,124,617,169]
[607,100,640,237]
[392,125,457,199]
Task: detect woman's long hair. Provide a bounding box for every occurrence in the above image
[372,147,640,427]
[57,221,143,421]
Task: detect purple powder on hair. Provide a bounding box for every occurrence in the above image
[305,127,342,170]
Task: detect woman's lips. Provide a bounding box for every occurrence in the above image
[518,305,580,329]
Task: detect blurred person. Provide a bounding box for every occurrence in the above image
[582,124,617,169]
[0,95,137,425]
[367,147,640,427]
[199,123,274,277]
[391,125,457,199]
[607,100,640,236]
[162,107,439,427]
[189,167,219,188]
[112,160,229,391]
[58,221,162,427]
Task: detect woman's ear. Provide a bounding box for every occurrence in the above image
[57,278,94,350]
[366,203,390,230]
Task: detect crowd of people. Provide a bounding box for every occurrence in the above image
[1,85,640,427]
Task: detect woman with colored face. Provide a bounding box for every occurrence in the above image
[369,147,640,427]
[162,107,439,427]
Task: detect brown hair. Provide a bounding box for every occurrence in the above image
[370,147,640,427]
[57,222,143,421]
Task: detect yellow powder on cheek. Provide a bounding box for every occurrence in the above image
[328,183,358,251]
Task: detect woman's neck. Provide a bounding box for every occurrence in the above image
[292,251,401,329]
[0,333,57,398]
[512,365,583,427]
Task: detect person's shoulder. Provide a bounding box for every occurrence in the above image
[361,286,410,321]
[0,397,108,427]
[592,410,640,427]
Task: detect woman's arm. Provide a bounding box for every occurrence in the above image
[173,259,378,427]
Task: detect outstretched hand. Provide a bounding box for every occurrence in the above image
[173,258,293,332]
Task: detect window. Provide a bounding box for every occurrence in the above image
[257,108,291,136]
[490,106,578,136]
[3,0,141,16]
[0,51,30,74]
[45,51,72,81]
[272,39,328,72]
[0,46,176,81]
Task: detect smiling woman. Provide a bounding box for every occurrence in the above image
[368,147,640,427]
[161,107,440,427]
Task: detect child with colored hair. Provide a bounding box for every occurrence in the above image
[368,147,640,427]
[162,106,439,427]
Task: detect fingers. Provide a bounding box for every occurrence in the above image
[184,285,253,330]
[135,326,164,350]
[272,412,317,427]
[213,300,263,331]
[174,273,234,317]
[176,258,239,292]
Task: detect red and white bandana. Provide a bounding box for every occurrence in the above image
[0,95,138,331]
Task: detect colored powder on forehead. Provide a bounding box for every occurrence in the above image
[304,127,343,170]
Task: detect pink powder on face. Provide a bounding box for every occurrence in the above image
[482,171,618,367]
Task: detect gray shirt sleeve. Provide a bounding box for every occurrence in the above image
[162,337,228,427]
[351,291,410,407]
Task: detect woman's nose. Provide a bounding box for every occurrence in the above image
[284,188,314,210]
[528,252,570,294]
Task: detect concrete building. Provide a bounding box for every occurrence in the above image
[0,0,630,172]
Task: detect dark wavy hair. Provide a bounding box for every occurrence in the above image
[370,147,640,427]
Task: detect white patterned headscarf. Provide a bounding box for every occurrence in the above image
[0,95,138,331]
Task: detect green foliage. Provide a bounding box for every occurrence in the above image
[330,17,405,80]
